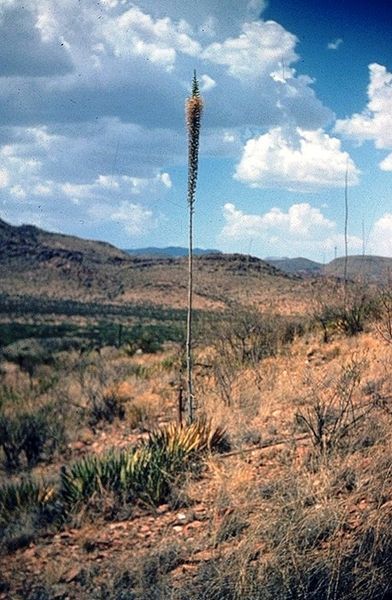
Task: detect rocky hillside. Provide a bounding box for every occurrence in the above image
[266,254,392,281]
[323,255,392,282]
[0,218,306,312]
[0,218,132,301]
[0,218,128,263]
[265,256,322,276]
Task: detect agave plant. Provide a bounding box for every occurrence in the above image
[0,478,56,526]
[60,420,226,510]
[1,421,227,528]
[185,71,204,423]
[149,420,227,454]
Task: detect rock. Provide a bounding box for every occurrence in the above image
[109,522,127,530]
[173,525,183,533]
[71,441,85,451]
[186,520,203,530]
[139,525,151,534]
[52,584,69,599]
[156,504,170,515]
[176,512,187,523]
[62,566,81,583]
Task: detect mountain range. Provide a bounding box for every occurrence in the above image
[1,218,392,310]
[265,257,323,275]
[0,219,297,309]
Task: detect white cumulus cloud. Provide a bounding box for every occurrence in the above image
[368,213,392,256]
[110,201,156,236]
[221,202,334,239]
[220,202,362,255]
[200,74,216,92]
[102,6,200,70]
[60,172,171,202]
[203,20,298,80]
[33,183,52,195]
[9,184,26,198]
[158,172,172,188]
[0,169,9,187]
[235,127,360,190]
[327,38,343,50]
[335,64,392,170]
[380,153,392,171]
[246,0,268,16]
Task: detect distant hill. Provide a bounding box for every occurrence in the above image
[0,217,131,300]
[0,218,128,262]
[0,218,305,311]
[265,255,392,281]
[323,255,392,282]
[2,218,392,312]
[125,246,221,258]
[265,257,322,276]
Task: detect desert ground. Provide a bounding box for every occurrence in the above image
[1,220,392,599]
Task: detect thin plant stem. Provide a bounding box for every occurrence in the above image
[186,194,194,422]
[344,162,349,306]
[185,71,203,423]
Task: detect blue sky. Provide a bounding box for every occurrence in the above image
[0,0,391,261]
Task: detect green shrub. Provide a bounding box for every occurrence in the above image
[88,392,125,428]
[0,404,65,470]
[211,309,306,405]
[316,303,369,339]
[314,284,378,341]
[0,478,59,552]
[0,421,226,548]
[215,512,248,545]
[60,421,226,510]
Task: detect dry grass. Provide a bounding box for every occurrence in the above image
[1,289,392,598]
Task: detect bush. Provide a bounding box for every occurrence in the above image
[127,401,155,430]
[0,478,59,552]
[0,420,227,541]
[314,282,377,342]
[215,511,248,545]
[316,303,368,339]
[214,310,304,366]
[294,358,373,458]
[60,420,227,511]
[375,287,392,345]
[1,337,85,377]
[88,392,125,429]
[0,404,65,470]
[211,309,305,405]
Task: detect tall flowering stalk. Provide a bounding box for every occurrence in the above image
[185,71,203,423]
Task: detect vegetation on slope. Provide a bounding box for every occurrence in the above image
[1,217,392,598]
